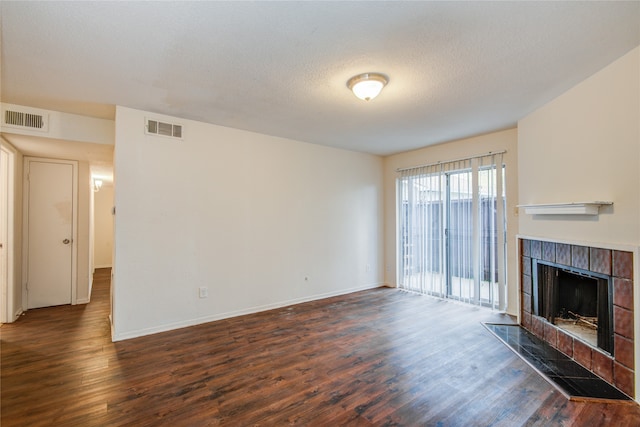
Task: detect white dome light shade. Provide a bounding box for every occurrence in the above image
[347,73,388,101]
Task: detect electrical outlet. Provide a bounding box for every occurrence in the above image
[198,286,208,298]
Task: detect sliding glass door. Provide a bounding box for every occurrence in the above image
[398,153,506,310]
[446,169,474,303]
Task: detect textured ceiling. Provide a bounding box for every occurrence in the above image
[1,1,639,156]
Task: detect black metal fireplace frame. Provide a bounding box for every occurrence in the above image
[532,259,614,356]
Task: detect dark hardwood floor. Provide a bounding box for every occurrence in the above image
[2,269,640,426]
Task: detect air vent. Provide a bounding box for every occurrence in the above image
[2,107,49,132]
[145,118,183,139]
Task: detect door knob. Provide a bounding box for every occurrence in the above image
[63,239,71,245]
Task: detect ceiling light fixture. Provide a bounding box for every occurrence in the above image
[347,73,388,101]
[94,179,103,192]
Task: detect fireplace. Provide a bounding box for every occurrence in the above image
[533,260,613,354]
[520,238,635,398]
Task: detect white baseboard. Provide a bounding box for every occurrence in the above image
[76,297,90,304]
[112,282,385,342]
[13,308,23,322]
[94,264,112,269]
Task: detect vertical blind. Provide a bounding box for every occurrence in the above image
[397,152,507,310]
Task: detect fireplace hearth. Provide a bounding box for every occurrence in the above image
[520,238,635,398]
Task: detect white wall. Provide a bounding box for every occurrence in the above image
[518,46,640,245]
[112,106,384,340]
[93,185,113,268]
[89,180,94,293]
[518,46,640,402]
[383,128,519,314]
[75,161,92,304]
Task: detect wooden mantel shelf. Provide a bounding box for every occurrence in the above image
[518,202,613,215]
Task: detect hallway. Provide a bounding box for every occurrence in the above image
[1,268,113,424]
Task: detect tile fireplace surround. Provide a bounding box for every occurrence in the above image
[520,238,635,398]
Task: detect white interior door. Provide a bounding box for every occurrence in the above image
[26,159,76,309]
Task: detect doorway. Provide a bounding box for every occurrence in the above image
[24,157,78,308]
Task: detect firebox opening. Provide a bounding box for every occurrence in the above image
[534,260,613,356]
[555,270,598,348]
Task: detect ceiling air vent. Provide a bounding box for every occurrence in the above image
[145,118,183,139]
[2,107,49,132]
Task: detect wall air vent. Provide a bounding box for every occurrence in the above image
[2,107,49,132]
[145,118,183,139]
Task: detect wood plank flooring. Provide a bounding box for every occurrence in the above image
[2,268,640,426]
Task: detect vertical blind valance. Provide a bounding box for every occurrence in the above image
[396,150,507,176]
[397,151,507,311]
